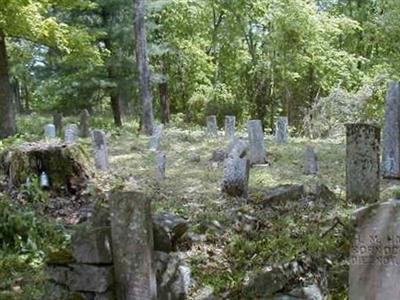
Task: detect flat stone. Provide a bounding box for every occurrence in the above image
[261,184,305,206]
[68,264,113,293]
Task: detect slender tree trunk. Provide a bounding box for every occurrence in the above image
[135,0,154,135]
[23,84,31,113]
[0,30,16,138]
[110,89,123,127]
[159,82,170,124]
[102,9,123,127]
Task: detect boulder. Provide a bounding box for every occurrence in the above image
[153,213,189,252]
[68,264,113,293]
[71,225,112,264]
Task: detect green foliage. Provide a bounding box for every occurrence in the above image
[0,198,68,253]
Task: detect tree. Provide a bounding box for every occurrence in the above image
[135,0,155,135]
[0,30,16,138]
[0,0,99,138]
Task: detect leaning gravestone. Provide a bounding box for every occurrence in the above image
[64,124,79,144]
[44,124,56,139]
[92,130,109,171]
[53,113,63,137]
[382,81,400,179]
[79,109,91,138]
[155,151,166,182]
[304,146,318,175]
[111,192,157,300]
[350,200,400,300]
[149,124,164,151]
[224,116,236,140]
[275,116,288,144]
[247,120,266,164]
[206,115,218,137]
[346,123,380,203]
[222,139,250,197]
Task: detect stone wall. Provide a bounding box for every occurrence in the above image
[44,205,191,300]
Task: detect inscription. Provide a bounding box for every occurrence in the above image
[351,232,400,266]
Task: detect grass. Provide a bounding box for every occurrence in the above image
[0,114,398,299]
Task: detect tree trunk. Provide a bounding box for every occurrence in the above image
[135,0,154,135]
[159,81,170,124]
[0,30,17,138]
[110,89,123,127]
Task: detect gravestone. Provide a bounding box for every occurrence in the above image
[44,124,56,139]
[92,130,109,171]
[304,146,318,175]
[149,124,164,151]
[222,139,250,197]
[111,191,157,300]
[275,116,288,144]
[206,115,218,137]
[247,120,266,164]
[155,152,166,181]
[224,116,236,140]
[79,109,91,138]
[350,200,400,300]
[382,81,400,178]
[64,124,79,144]
[346,123,380,203]
[53,113,63,137]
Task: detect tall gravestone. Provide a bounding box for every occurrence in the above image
[346,124,380,203]
[92,130,109,171]
[64,124,79,144]
[53,113,63,137]
[222,139,250,197]
[275,116,288,144]
[350,200,400,300]
[44,124,56,139]
[303,146,318,175]
[111,192,157,300]
[155,151,166,181]
[149,124,164,151]
[79,109,91,138]
[382,81,400,178]
[206,115,218,137]
[247,120,266,164]
[224,116,236,140]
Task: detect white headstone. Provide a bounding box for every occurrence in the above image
[44,124,56,139]
[64,124,79,144]
[224,116,236,140]
[247,120,266,164]
[92,130,109,171]
[275,116,288,144]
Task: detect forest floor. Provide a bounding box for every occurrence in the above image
[1,115,399,299]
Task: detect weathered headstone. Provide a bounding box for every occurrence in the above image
[247,120,266,164]
[149,124,164,151]
[92,130,109,171]
[303,146,318,175]
[206,115,218,137]
[275,116,288,144]
[79,109,91,138]
[350,200,400,300]
[155,151,166,181]
[346,123,380,203]
[44,124,56,139]
[64,124,79,144]
[53,113,63,137]
[111,192,157,300]
[382,81,400,179]
[224,116,236,140]
[222,139,250,197]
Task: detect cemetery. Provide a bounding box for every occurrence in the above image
[1,1,400,300]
